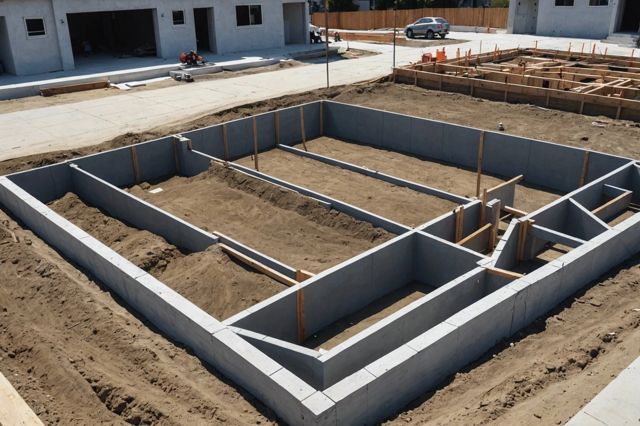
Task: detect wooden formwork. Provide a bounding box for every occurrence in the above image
[393,48,640,121]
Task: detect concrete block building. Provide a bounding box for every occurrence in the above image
[508,0,640,41]
[0,0,309,76]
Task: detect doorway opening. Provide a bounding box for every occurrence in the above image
[283,3,306,45]
[194,8,216,53]
[67,9,157,59]
[620,0,640,32]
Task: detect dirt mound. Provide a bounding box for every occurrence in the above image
[205,162,390,242]
[0,212,274,424]
[48,192,285,319]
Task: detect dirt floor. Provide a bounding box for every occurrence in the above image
[3,81,640,424]
[0,211,276,425]
[289,136,560,213]
[236,148,458,227]
[304,281,434,351]
[48,192,286,321]
[129,163,392,273]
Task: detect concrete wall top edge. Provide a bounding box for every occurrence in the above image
[323,100,634,173]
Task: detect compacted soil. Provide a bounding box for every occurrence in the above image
[48,192,285,321]
[129,163,392,273]
[2,82,640,424]
[236,148,458,227]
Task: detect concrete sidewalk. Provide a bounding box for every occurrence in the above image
[567,356,640,425]
[0,33,635,162]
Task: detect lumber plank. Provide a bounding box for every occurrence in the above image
[296,269,315,282]
[130,146,140,184]
[218,243,298,287]
[222,123,229,162]
[486,175,524,196]
[454,206,465,243]
[296,289,305,343]
[503,205,528,218]
[252,116,259,171]
[591,190,633,220]
[486,266,524,280]
[0,370,44,426]
[40,80,109,97]
[457,223,492,247]
[299,107,308,151]
[476,131,485,197]
[579,151,590,187]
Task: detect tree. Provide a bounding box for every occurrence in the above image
[328,0,359,11]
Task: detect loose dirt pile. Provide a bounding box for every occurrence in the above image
[48,192,285,320]
[0,212,275,425]
[130,162,392,273]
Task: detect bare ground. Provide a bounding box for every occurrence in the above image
[129,163,392,273]
[48,192,286,320]
[286,136,560,213]
[2,81,640,424]
[235,148,458,227]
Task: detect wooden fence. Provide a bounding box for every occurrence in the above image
[311,8,509,30]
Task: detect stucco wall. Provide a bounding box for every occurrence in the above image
[0,0,62,75]
[214,0,308,54]
[535,0,618,39]
[0,17,17,74]
[0,0,308,76]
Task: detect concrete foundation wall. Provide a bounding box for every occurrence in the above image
[323,101,631,194]
[7,163,71,203]
[319,267,487,389]
[69,164,217,252]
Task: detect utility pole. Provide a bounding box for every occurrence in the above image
[324,0,330,88]
[392,0,397,69]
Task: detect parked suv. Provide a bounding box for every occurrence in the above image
[405,17,449,39]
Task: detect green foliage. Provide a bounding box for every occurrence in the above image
[490,0,509,7]
[328,0,359,11]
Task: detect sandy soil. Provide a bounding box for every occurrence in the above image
[0,211,276,425]
[386,256,640,426]
[236,148,458,227]
[304,281,433,351]
[293,137,561,213]
[48,193,285,320]
[130,163,392,273]
[3,82,640,424]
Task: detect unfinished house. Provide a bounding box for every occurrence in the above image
[2,101,639,424]
[0,0,309,76]
[508,0,640,45]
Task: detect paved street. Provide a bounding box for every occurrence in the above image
[0,32,634,161]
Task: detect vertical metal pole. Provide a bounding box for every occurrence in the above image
[392,0,397,69]
[324,0,329,88]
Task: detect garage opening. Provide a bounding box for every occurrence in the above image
[67,10,157,60]
[282,3,306,45]
[194,8,216,53]
[620,0,640,32]
[0,16,16,74]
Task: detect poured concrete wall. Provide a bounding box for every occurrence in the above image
[323,101,631,194]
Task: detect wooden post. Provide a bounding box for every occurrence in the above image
[275,110,281,144]
[296,289,305,344]
[488,200,501,251]
[476,131,485,197]
[516,219,533,262]
[454,206,465,243]
[222,123,229,163]
[172,139,181,175]
[295,270,315,282]
[480,188,488,226]
[320,101,324,135]
[579,150,590,187]
[591,43,596,59]
[581,42,585,54]
[300,106,308,151]
[130,146,140,184]
[252,116,259,171]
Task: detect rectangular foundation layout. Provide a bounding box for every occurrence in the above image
[2,100,640,425]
